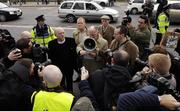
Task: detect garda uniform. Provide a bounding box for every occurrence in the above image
[155,5,170,45]
[31,15,56,47]
[31,91,74,111]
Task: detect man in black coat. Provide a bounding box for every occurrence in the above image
[89,49,132,111]
[0,58,35,111]
[48,27,78,92]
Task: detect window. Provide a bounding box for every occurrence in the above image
[133,0,143,3]
[73,3,84,10]
[170,3,180,10]
[86,3,96,10]
[61,2,73,9]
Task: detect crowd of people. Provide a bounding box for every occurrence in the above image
[0,0,180,110]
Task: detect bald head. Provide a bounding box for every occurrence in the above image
[54,27,65,41]
[88,26,99,40]
[42,65,63,88]
[20,31,32,39]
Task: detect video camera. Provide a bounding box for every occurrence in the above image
[33,43,49,63]
[34,59,51,74]
[104,49,113,65]
[122,10,132,26]
[0,29,13,42]
[130,71,180,101]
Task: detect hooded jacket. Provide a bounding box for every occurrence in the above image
[0,61,33,111]
[90,65,131,111]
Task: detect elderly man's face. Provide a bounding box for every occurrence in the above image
[138,18,146,29]
[101,19,109,26]
[56,29,65,41]
[89,29,98,40]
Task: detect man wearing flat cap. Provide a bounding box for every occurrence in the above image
[98,15,115,46]
[155,4,170,45]
[31,15,56,47]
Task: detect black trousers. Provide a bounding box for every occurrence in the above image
[60,68,73,92]
[155,33,163,45]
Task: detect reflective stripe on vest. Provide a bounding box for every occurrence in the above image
[157,12,169,34]
[31,26,56,47]
[32,91,74,111]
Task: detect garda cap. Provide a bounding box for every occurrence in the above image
[35,14,45,21]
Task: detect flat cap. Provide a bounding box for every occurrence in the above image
[35,14,45,21]
[101,15,110,20]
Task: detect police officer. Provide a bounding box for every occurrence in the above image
[155,5,170,45]
[31,15,56,47]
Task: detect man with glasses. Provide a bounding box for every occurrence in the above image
[110,25,139,70]
[127,15,151,60]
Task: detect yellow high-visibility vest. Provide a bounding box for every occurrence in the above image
[31,91,74,111]
[157,12,169,34]
[31,26,56,47]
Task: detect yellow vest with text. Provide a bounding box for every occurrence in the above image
[31,26,56,47]
[31,91,74,111]
[157,12,169,34]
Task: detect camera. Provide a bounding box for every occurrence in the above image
[148,74,180,101]
[0,29,14,42]
[104,49,113,65]
[122,10,131,26]
[33,43,49,63]
[34,59,51,73]
[14,49,21,54]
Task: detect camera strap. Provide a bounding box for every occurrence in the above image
[118,39,129,50]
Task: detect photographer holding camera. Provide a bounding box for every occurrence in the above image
[89,50,131,111]
[127,15,151,60]
[0,58,35,111]
[110,25,139,69]
[142,0,154,18]
[131,53,176,90]
[0,29,15,59]
[16,37,47,63]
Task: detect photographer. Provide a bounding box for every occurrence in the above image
[16,37,47,63]
[0,58,36,111]
[127,15,151,60]
[0,29,15,59]
[142,0,154,18]
[110,25,139,69]
[132,53,176,90]
[89,50,131,111]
